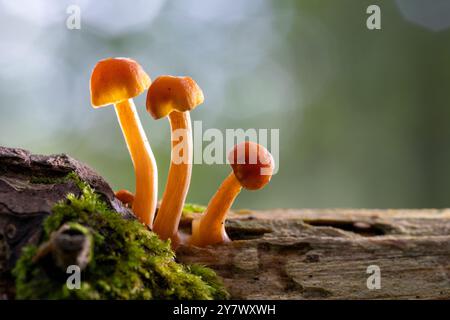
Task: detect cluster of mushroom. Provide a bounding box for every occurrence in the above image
[89,57,274,249]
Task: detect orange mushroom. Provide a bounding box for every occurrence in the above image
[189,141,274,247]
[115,189,134,208]
[146,75,204,247]
[90,57,157,226]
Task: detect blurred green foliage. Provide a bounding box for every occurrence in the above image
[0,0,449,209]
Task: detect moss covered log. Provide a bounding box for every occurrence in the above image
[0,146,227,300]
[2,146,450,300]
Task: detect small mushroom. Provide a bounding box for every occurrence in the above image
[90,58,157,226]
[189,141,274,247]
[115,189,134,208]
[146,75,204,247]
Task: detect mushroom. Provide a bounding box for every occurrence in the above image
[146,75,204,247]
[189,141,274,247]
[90,57,157,226]
[115,189,134,208]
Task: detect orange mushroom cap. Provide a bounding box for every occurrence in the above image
[228,141,274,190]
[146,75,204,119]
[90,57,151,108]
[115,189,134,207]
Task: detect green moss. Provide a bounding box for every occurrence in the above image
[13,175,228,300]
[182,203,206,216]
[187,264,229,299]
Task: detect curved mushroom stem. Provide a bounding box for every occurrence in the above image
[189,173,242,247]
[153,111,192,248]
[114,99,157,227]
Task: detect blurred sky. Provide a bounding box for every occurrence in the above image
[1,0,450,209]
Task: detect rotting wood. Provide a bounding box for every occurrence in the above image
[1,146,449,299]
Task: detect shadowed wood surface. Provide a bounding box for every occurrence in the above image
[1,146,449,299]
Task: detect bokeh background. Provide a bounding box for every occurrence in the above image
[1,0,450,209]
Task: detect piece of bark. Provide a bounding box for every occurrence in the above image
[177,209,450,299]
[1,146,449,299]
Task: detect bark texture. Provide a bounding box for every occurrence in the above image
[1,146,449,299]
[177,209,450,299]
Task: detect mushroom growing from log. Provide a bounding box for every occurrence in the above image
[90,58,157,226]
[146,75,204,247]
[115,189,134,208]
[189,141,274,247]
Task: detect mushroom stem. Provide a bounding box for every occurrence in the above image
[114,99,157,226]
[190,173,242,247]
[153,111,192,247]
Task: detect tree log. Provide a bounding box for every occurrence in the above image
[1,146,449,299]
